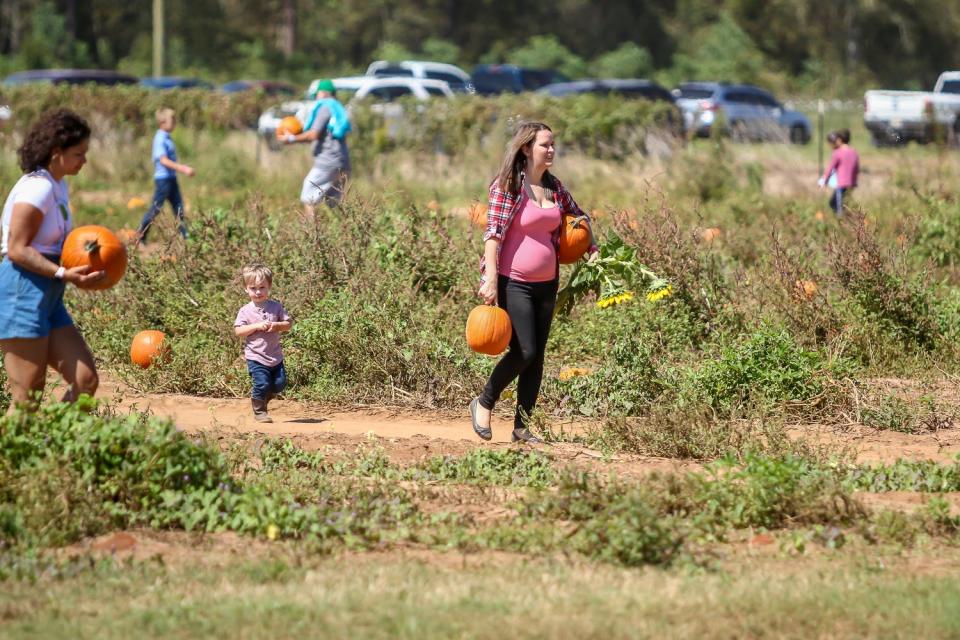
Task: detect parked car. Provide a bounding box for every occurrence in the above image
[257,76,454,149]
[674,82,811,144]
[540,79,683,135]
[366,60,472,93]
[220,80,298,96]
[471,64,568,95]
[864,71,960,146]
[140,76,214,90]
[3,69,137,86]
[539,79,675,102]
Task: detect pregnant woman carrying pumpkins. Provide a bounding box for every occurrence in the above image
[469,122,598,443]
[0,110,117,410]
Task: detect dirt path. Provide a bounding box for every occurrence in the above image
[93,374,960,469]
[98,375,519,443]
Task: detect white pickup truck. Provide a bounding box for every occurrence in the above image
[864,71,960,146]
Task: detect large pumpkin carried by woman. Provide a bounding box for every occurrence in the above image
[276,116,303,137]
[466,305,512,356]
[558,214,592,264]
[61,225,127,290]
[130,330,168,369]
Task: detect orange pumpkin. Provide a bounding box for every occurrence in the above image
[794,279,818,301]
[130,330,168,368]
[468,202,487,227]
[61,225,127,290]
[276,116,303,137]
[700,227,722,243]
[558,215,592,264]
[115,228,139,245]
[465,305,512,356]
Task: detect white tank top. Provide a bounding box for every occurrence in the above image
[1,169,73,256]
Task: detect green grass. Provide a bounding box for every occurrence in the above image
[3,552,960,639]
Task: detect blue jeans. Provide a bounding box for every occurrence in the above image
[829,187,849,214]
[138,177,186,241]
[247,360,287,401]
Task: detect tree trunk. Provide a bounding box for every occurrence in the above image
[281,0,295,57]
[64,0,77,39]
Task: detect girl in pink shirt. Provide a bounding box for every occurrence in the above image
[820,128,859,214]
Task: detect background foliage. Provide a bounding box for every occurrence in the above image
[1,0,959,95]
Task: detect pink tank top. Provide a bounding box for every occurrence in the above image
[498,197,561,282]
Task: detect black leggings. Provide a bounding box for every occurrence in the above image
[479,275,558,430]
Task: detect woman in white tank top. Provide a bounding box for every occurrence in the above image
[0,109,106,411]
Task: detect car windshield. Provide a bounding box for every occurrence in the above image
[940,80,960,94]
[677,87,714,99]
[373,67,414,77]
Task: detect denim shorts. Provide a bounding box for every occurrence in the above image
[0,256,73,340]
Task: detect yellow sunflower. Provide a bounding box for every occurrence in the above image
[646,285,673,302]
[596,290,635,309]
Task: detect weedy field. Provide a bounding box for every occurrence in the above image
[2,92,960,638]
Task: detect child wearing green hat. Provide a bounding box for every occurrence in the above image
[283,79,351,218]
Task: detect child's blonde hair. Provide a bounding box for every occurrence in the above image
[241,263,273,287]
[156,107,176,126]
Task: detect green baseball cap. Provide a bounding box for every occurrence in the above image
[316,79,335,94]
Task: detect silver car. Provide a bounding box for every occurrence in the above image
[674,82,811,144]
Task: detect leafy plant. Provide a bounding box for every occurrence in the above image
[556,233,667,315]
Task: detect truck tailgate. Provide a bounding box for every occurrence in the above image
[864,91,929,123]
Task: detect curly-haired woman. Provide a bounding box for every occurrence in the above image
[469,122,597,443]
[0,109,105,410]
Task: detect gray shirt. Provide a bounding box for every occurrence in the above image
[309,105,351,173]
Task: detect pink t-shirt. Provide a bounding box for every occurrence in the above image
[823,146,860,189]
[498,197,561,282]
[234,300,290,366]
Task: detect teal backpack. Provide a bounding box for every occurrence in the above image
[303,98,351,140]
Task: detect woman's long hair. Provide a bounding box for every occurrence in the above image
[493,121,554,194]
[17,109,90,173]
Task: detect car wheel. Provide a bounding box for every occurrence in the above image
[789,125,808,145]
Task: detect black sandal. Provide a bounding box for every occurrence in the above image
[511,427,545,444]
[470,397,492,441]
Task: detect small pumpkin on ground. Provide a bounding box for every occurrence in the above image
[794,279,818,301]
[130,330,169,368]
[700,227,722,243]
[61,225,127,290]
[468,203,487,227]
[466,305,512,356]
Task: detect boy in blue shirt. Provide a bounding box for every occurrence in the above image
[136,107,195,244]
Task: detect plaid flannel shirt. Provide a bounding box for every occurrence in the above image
[479,175,597,281]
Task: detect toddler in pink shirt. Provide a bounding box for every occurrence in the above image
[234,263,292,423]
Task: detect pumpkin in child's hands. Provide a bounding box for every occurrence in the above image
[276,116,303,137]
[558,214,592,264]
[466,305,512,356]
[61,225,127,290]
[130,330,168,368]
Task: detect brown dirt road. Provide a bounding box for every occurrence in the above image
[93,374,960,468]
